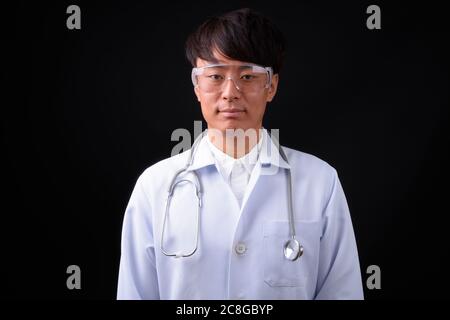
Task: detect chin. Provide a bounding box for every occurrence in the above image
[220,120,245,130]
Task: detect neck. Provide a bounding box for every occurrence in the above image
[207,127,262,159]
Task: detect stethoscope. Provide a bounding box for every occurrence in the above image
[161,130,304,261]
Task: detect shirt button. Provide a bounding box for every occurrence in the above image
[235,242,247,255]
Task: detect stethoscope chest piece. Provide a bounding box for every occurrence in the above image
[284,238,303,261]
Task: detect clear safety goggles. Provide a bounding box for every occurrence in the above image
[191,63,273,94]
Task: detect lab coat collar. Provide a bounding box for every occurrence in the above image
[186,128,290,172]
[259,128,291,170]
[185,134,216,172]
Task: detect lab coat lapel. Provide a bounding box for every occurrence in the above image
[239,161,261,213]
[239,129,290,212]
[185,135,216,172]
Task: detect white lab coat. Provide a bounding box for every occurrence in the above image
[117,130,364,300]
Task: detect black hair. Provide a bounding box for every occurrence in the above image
[185,8,286,74]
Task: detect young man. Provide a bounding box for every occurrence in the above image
[117,8,364,300]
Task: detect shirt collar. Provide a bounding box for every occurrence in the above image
[206,132,262,178]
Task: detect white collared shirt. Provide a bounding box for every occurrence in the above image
[206,132,263,207]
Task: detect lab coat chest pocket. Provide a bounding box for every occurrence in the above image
[263,220,322,287]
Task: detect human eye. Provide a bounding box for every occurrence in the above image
[241,74,257,81]
[207,74,224,81]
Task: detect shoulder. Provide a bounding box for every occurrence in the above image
[282,146,336,172]
[282,145,338,184]
[135,150,190,191]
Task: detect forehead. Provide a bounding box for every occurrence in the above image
[195,49,255,68]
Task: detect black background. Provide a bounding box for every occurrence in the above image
[4,0,449,299]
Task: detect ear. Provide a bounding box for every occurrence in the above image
[266,74,279,102]
[194,85,201,102]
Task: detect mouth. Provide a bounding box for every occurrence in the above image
[218,107,245,118]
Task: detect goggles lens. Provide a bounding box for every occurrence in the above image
[191,64,273,93]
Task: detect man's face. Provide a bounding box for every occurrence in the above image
[194,51,279,133]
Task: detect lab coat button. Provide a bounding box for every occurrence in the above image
[235,243,247,255]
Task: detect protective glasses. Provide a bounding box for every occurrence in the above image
[191,63,273,94]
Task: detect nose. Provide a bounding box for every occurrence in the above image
[221,77,241,100]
